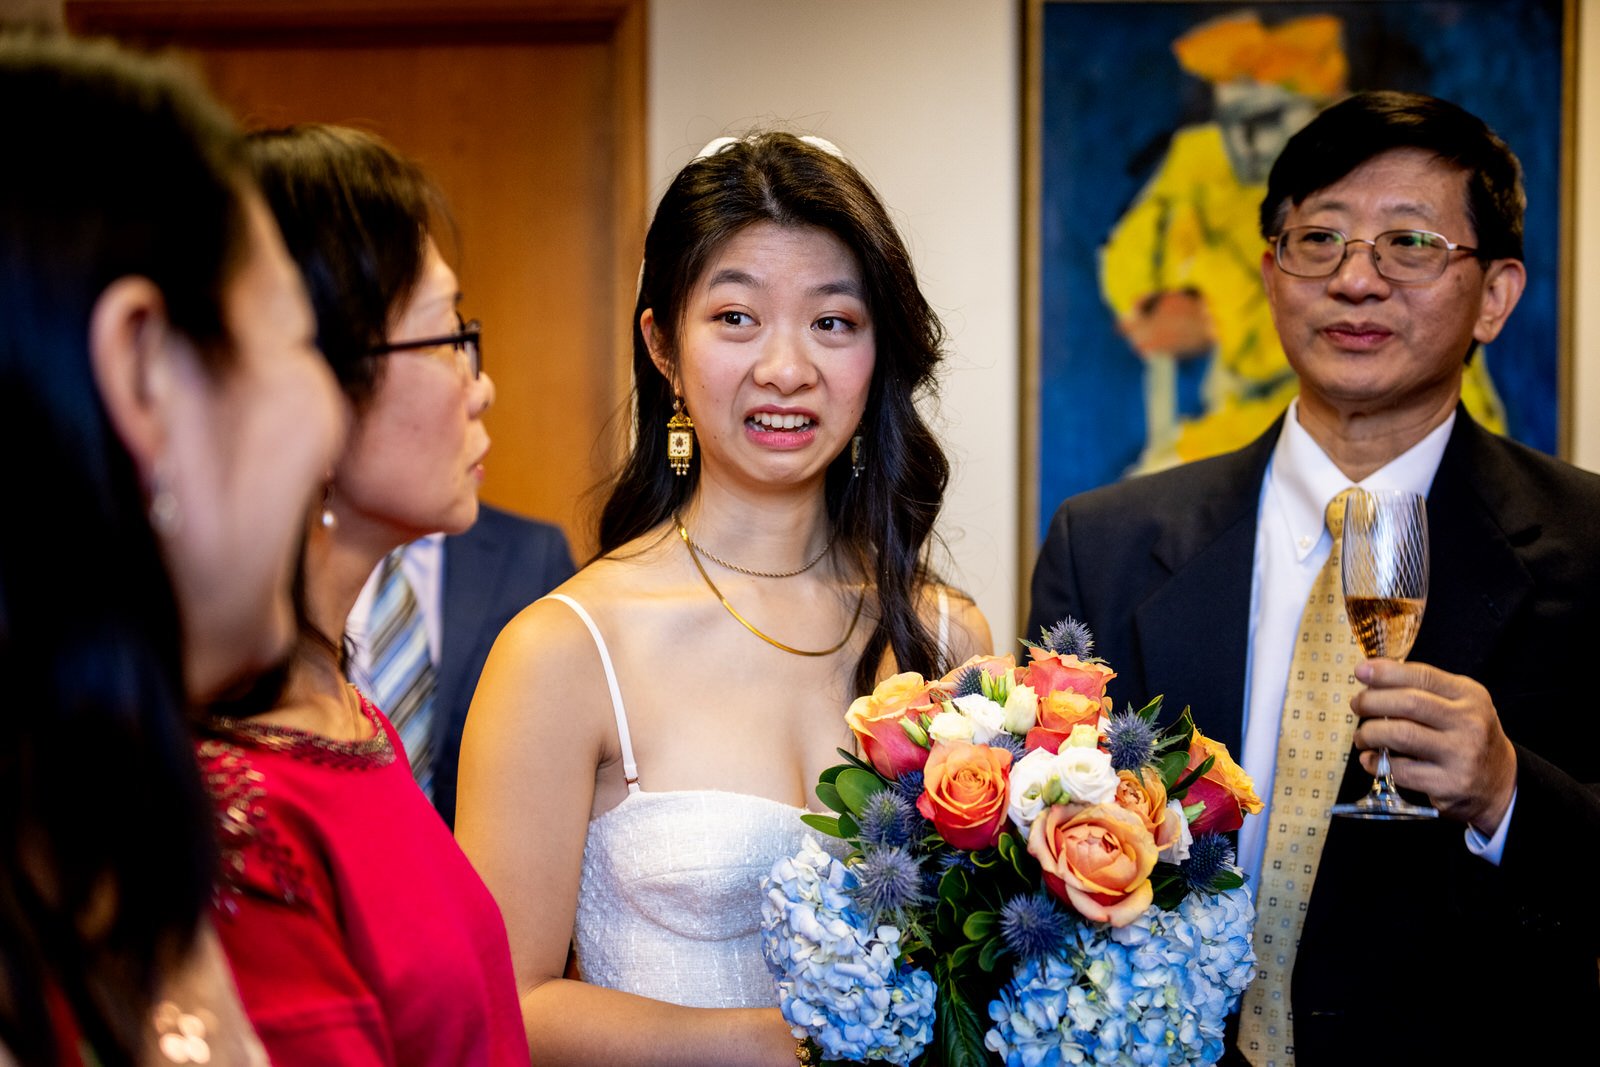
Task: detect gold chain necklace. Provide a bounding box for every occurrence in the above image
[679,523,834,578]
[676,519,864,656]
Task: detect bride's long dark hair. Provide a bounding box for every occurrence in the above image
[598,132,951,692]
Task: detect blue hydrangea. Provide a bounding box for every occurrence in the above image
[984,888,1256,1067]
[762,837,935,1065]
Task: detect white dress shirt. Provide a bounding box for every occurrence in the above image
[1237,401,1511,890]
[346,533,446,693]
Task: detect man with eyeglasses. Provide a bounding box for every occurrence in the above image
[1028,91,1599,1064]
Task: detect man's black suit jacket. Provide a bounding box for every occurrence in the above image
[1028,411,1600,1064]
[432,503,574,829]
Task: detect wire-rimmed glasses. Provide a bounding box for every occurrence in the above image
[1330,489,1439,820]
[369,314,482,378]
[1272,226,1478,283]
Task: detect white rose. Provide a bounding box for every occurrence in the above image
[1159,799,1193,864]
[952,694,1007,745]
[1053,746,1118,805]
[1001,684,1038,735]
[927,709,975,745]
[1006,747,1057,840]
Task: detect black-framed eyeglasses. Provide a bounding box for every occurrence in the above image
[1271,226,1479,283]
[369,315,482,378]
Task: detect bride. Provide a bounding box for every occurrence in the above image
[456,132,990,1065]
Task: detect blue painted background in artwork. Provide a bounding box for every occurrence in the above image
[1037,0,1564,539]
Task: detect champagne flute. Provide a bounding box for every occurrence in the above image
[1330,489,1439,820]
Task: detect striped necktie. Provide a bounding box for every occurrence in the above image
[367,548,437,798]
[1239,488,1360,1067]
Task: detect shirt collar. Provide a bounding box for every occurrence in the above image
[1267,399,1455,562]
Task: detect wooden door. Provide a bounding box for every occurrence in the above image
[68,0,647,561]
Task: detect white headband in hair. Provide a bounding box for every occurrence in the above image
[691,133,846,162]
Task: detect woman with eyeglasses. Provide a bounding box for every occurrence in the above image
[1,37,344,1065]
[194,124,527,1064]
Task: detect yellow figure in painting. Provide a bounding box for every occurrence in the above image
[1102,11,1505,472]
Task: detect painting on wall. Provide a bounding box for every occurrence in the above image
[1026,0,1569,540]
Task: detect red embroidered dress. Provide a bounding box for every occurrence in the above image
[198,691,527,1065]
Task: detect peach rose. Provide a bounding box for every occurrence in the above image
[1115,767,1184,855]
[846,672,942,778]
[1025,689,1107,753]
[1181,728,1264,836]
[938,653,1016,686]
[915,741,1013,850]
[1027,802,1157,927]
[1019,651,1115,753]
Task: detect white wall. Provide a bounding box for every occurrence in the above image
[651,0,1600,650]
[649,0,1023,645]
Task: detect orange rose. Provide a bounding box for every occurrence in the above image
[1181,728,1264,835]
[915,741,1013,850]
[1027,802,1157,927]
[938,653,1016,686]
[1019,651,1115,753]
[1115,767,1184,855]
[846,672,941,778]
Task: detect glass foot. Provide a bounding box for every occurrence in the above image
[1331,769,1438,820]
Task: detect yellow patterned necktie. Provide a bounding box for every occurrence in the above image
[1240,487,1360,1067]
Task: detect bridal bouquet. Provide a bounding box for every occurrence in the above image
[760,619,1261,1066]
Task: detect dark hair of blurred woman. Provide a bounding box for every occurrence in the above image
[0,34,245,1062]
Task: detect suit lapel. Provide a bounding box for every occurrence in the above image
[1134,424,1278,756]
[436,523,505,752]
[1409,412,1534,678]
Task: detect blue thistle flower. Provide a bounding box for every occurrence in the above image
[986,732,1026,763]
[1184,832,1237,891]
[851,846,927,922]
[950,666,984,698]
[937,850,978,874]
[893,770,924,804]
[1039,616,1094,659]
[857,789,920,849]
[1102,712,1157,771]
[998,892,1074,965]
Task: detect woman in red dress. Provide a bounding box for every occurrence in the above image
[195,125,527,1065]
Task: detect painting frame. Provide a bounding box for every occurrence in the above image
[1020,0,1576,584]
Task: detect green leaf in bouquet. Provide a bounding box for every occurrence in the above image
[948,941,980,969]
[937,865,970,905]
[837,812,860,839]
[996,831,1033,882]
[1149,863,1186,911]
[1134,693,1165,723]
[1155,750,1190,791]
[978,934,1009,973]
[1170,753,1215,798]
[799,813,844,838]
[815,780,848,815]
[833,748,885,778]
[935,980,990,1067]
[962,910,998,941]
[835,767,886,814]
[1154,706,1197,751]
[970,848,1000,870]
[818,764,848,786]
[1208,869,1245,892]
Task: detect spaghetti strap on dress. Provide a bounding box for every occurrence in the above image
[542,593,830,1009]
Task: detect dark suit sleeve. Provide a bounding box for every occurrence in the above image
[1026,501,1081,642]
[1498,746,1600,949]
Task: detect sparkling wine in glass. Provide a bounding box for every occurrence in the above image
[1330,489,1439,820]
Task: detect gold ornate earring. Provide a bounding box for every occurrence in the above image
[850,432,864,477]
[667,396,695,476]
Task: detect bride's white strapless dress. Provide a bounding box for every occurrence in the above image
[547,595,822,1010]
